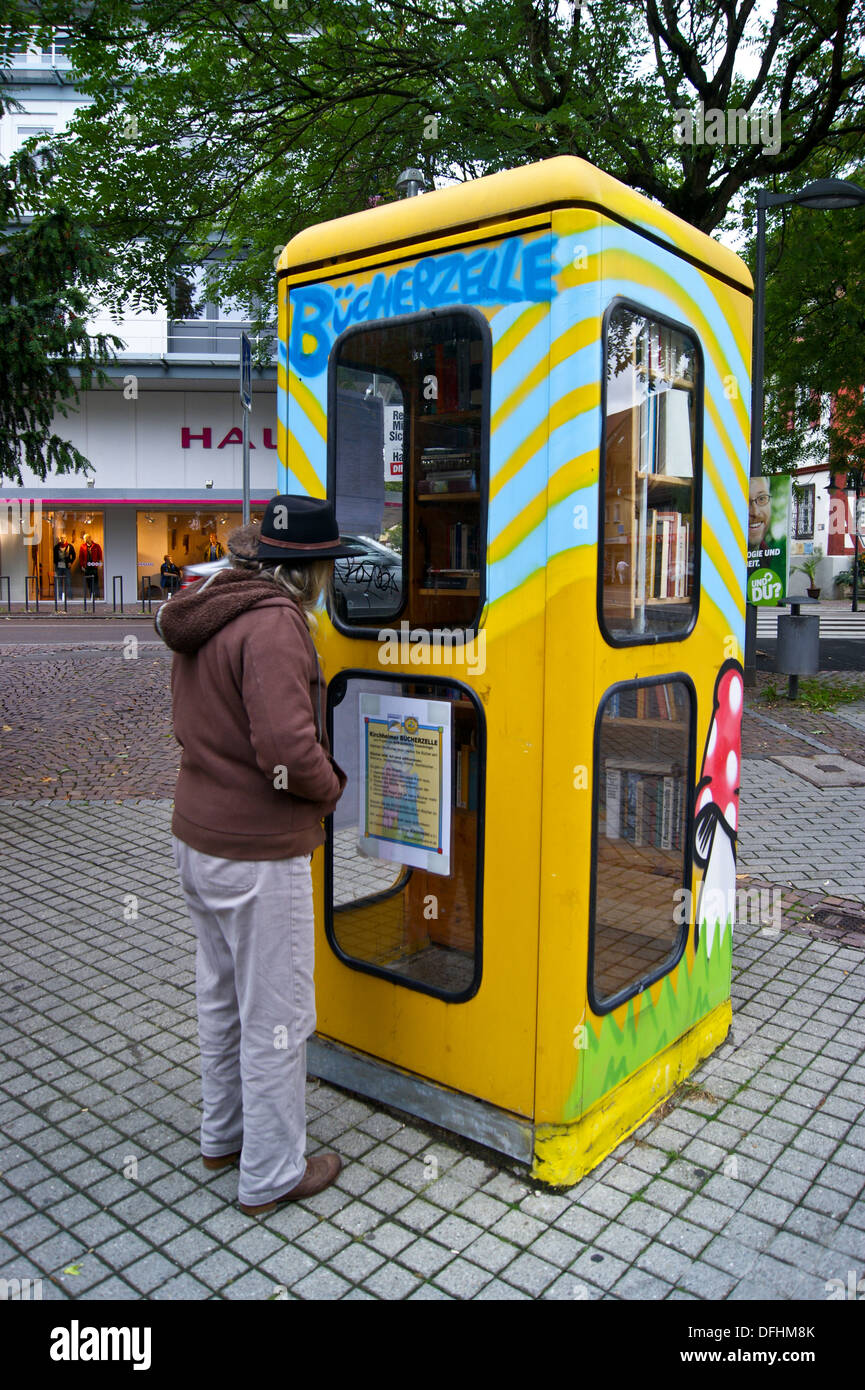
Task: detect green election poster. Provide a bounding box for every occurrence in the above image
[747,475,790,605]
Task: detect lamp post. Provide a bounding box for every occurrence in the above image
[745,178,865,684]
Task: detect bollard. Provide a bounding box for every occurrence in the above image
[112,574,124,613]
[25,575,40,613]
[0,575,10,613]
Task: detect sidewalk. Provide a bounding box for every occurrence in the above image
[0,646,863,1300]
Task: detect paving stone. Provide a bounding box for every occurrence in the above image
[223,1269,289,1300]
[528,1228,582,1270]
[676,1260,738,1299]
[492,1206,545,1251]
[612,1267,672,1300]
[394,1199,442,1234]
[229,1226,285,1265]
[433,1257,494,1299]
[365,1223,415,1258]
[291,1266,352,1300]
[474,1278,531,1300]
[296,1222,352,1261]
[570,1248,628,1290]
[619,1201,670,1238]
[635,1241,692,1284]
[575,1185,631,1220]
[455,1192,510,1227]
[464,1231,523,1274]
[555,1207,607,1243]
[332,1202,382,1238]
[328,1241,386,1283]
[83,1275,141,1300]
[121,1251,179,1294]
[593,1222,651,1262]
[499,1251,559,1296]
[260,1245,317,1287]
[362,1262,421,1300]
[190,1248,249,1292]
[427,1214,483,1253]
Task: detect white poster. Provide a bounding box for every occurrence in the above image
[358,692,452,876]
[383,403,403,482]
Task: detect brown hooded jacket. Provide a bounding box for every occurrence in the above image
[156,567,346,859]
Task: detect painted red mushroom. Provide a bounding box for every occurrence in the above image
[694,660,744,955]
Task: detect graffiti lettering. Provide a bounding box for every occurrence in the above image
[289,238,555,376]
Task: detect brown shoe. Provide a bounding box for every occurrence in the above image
[239,1153,342,1215]
[202,1149,242,1172]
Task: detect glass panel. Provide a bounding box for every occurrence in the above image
[332,311,485,631]
[331,364,404,624]
[602,305,699,642]
[328,675,481,999]
[592,679,692,1008]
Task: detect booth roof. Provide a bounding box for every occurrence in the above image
[277,155,753,294]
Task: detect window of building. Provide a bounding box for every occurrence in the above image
[590,677,694,1011]
[135,509,262,597]
[600,302,702,644]
[325,673,484,1001]
[329,310,487,634]
[793,483,815,539]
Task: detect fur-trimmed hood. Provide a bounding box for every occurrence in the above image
[154,567,302,655]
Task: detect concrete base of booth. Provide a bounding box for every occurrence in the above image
[309,998,731,1187]
[308,1035,534,1163]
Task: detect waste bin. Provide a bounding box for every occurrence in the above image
[777,599,820,675]
[276,155,752,1185]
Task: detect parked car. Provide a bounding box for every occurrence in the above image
[178,534,403,622]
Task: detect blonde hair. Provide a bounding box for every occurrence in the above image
[231,554,333,631]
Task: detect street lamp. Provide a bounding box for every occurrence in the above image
[745,177,865,682]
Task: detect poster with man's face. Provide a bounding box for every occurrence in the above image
[747,475,790,605]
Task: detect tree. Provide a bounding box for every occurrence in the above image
[42,0,865,322]
[0,13,123,485]
[759,167,865,509]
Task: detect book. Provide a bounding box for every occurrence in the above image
[605,768,622,839]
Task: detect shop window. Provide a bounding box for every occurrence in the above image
[330,311,487,633]
[589,677,694,1011]
[600,302,702,644]
[326,673,483,1001]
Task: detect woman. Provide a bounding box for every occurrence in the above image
[156,495,362,1215]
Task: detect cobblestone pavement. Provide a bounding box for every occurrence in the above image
[0,643,177,799]
[0,647,863,1301]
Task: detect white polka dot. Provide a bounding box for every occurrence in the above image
[725,800,737,831]
[698,788,713,812]
[707,723,717,757]
[726,750,738,786]
[728,675,743,715]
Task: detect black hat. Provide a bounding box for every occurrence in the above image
[229,495,364,562]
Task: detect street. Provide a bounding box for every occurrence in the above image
[0,640,863,1301]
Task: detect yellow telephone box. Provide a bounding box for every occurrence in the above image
[276,156,751,1186]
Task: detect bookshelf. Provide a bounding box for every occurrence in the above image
[406,327,484,627]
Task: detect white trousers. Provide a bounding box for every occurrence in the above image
[171,836,316,1206]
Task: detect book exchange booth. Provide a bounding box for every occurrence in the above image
[276,156,752,1185]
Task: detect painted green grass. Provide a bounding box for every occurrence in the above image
[568,920,733,1120]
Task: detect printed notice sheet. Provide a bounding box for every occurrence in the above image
[358,693,452,877]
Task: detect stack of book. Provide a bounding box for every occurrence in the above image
[604,761,684,851]
[423,568,480,591]
[417,449,478,496]
[647,510,690,600]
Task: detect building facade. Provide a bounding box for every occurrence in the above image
[0,36,277,604]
